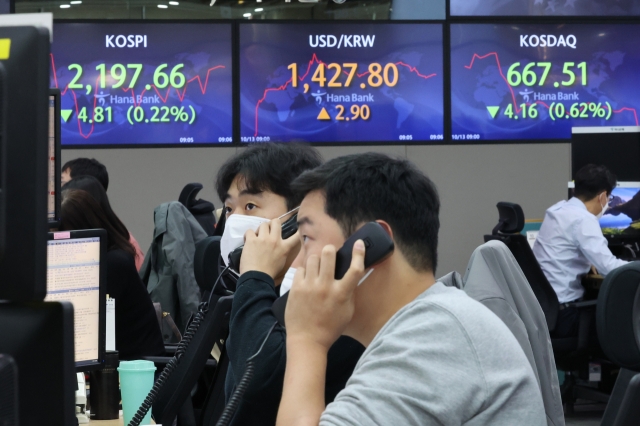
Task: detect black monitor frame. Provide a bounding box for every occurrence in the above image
[571,126,640,182]
[0,26,50,302]
[0,300,76,425]
[47,228,107,372]
[48,88,61,229]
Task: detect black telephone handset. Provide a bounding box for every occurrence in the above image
[271,222,395,327]
[228,213,299,274]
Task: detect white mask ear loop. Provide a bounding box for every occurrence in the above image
[596,193,609,220]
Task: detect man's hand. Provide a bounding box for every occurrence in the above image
[239,218,300,279]
[285,240,366,351]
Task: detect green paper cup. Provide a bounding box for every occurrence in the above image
[117,360,156,426]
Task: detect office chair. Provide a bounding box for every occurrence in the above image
[194,236,223,299]
[179,183,217,237]
[463,240,564,425]
[484,202,558,331]
[485,202,608,412]
[198,347,231,426]
[143,294,233,426]
[597,262,640,426]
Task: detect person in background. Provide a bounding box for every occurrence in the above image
[237,152,545,425]
[60,188,164,360]
[61,157,109,191]
[217,143,364,426]
[62,175,145,271]
[533,164,628,338]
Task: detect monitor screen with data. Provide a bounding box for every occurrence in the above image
[450,0,640,16]
[50,22,233,146]
[239,22,444,143]
[450,24,640,141]
[45,231,106,370]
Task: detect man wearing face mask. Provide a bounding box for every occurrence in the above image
[216,143,364,425]
[533,164,628,338]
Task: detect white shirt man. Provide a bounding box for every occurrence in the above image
[533,196,627,304]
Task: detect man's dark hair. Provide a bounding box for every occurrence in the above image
[62,158,109,191]
[292,152,440,273]
[216,143,322,210]
[574,164,617,201]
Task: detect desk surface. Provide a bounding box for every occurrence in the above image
[88,419,123,426]
[87,415,156,425]
[583,274,604,291]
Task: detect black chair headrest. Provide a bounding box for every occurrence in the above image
[596,262,640,371]
[194,236,222,294]
[188,199,215,215]
[179,183,204,209]
[492,202,525,235]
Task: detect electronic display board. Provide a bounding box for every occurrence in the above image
[451,0,640,16]
[50,23,233,146]
[239,23,444,143]
[451,24,640,141]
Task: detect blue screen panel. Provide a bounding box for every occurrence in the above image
[601,187,640,231]
[239,23,444,143]
[51,23,233,146]
[451,24,640,141]
[451,0,640,16]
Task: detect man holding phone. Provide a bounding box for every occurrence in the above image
[216,143,364,425]
[241,153,545,425]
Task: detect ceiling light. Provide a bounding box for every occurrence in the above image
[255,7,263,11]
[169,1,179,4]
[70,0,82,4]
[59,4,71,8]
[243,12,252,17]
[157,4,168,8]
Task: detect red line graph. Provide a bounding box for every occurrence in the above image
[253,53,437,137]
[464,52,639,126]
[50,54,226,139]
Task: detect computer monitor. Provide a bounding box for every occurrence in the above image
[601,183,640,235]
[48,89,61,227]
[567,181,640,235]
[45,229,106,371]
[0,26,50,302]
[0,301,76,425]
[572,126,640,182]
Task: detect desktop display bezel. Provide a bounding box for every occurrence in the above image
[47,228,107,372]
[48,88,61,228]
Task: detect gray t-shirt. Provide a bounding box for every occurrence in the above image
[320,282,546,426]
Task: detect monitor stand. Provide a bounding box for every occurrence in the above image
[76,372,89,424]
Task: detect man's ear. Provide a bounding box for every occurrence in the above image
[375,220,393,240]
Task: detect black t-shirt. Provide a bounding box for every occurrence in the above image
[106,249,165,360]
[224,271,364,425]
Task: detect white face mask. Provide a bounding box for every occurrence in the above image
[279,267,375,296]
[280,267,297,295]
[596,194,609,220]
[220,214,270,266]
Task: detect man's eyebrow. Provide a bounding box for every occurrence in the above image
[239,188,264,197]
[297,216,313,227]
